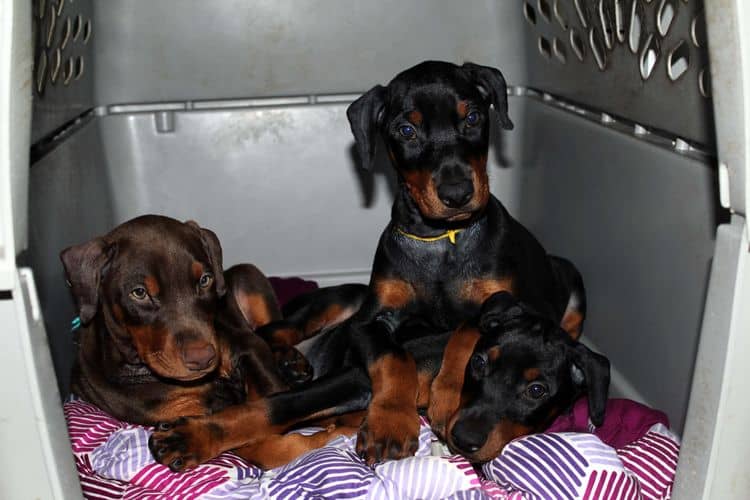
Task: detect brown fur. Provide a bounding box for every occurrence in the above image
[427,326,481,437]
[373,278,417,309]
[357,353,420,465]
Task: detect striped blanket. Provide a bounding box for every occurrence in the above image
[64,398,679,499]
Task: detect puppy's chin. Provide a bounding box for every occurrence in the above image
[445,432,507,463]
[445,212,473,222]
[422,208,478,225]
[171,369,215,382]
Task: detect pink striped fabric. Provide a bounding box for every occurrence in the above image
[618,424,680,499]
[64,398,680,499]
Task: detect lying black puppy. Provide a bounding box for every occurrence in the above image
[151,286,610,468]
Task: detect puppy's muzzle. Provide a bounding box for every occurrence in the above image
[437,180,474,208]
[181,342,217,371]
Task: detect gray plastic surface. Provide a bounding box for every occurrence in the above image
[90,0,524,105]
[29,119,116,396]
[31,0,95,144]
[512,97,720,433]
[21,2,742,495]
[29,96,719,435]
[672,216,743,498]
[704,1,746,214]
[520,0,714,147]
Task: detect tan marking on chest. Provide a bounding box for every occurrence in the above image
[460,278,514,305]
[373,278,417,309]
[152,386,213,422]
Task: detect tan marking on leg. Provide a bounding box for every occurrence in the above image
[357,353,420,464]
[234,426,359,470]
[428,325,481,438]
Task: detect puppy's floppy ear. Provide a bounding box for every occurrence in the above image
[569,343,611,426]
[346,84,387,170]
[60,237,116,324]
[478,291,524,332]
[461,62,514,130]
[185,221,226,297]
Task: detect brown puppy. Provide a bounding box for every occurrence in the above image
[61,215,344,469]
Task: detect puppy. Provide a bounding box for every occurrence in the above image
[62,215,340,469]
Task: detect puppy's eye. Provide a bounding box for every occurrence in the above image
[130,286,148,301]
[465,111,480,126]
[470,353,488,376]
[198,273,213,289]
[399,125,416,139]
[525,383,547,399]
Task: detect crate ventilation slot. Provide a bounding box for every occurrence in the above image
[539,36,552,59]
[553,0,569,29]
[538,0,552,21]
[524,2,537,24]
[523,0,711,99]
[33,0,92,96]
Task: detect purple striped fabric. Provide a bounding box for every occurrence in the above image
[64,399,680,499]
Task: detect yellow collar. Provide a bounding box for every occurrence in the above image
[396,227,463,245]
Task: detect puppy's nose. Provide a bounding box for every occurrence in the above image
[450,419,485,453]
[438,180,474,208]
[182,344,216,371]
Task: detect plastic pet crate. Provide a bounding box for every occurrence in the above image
[1,1,749,498]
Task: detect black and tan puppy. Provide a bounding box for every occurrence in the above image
[150,286,609,469]
[148,61,600,470]
[61,215,344,469]
[273,288,609,465]
[433,292,609,462]
[337,60,587,459]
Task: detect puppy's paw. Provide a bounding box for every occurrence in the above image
[148,417,225,472]
[355,404,420,466]
[273,345,313,386]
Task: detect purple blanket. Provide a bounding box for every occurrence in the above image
[65,397,679,499]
